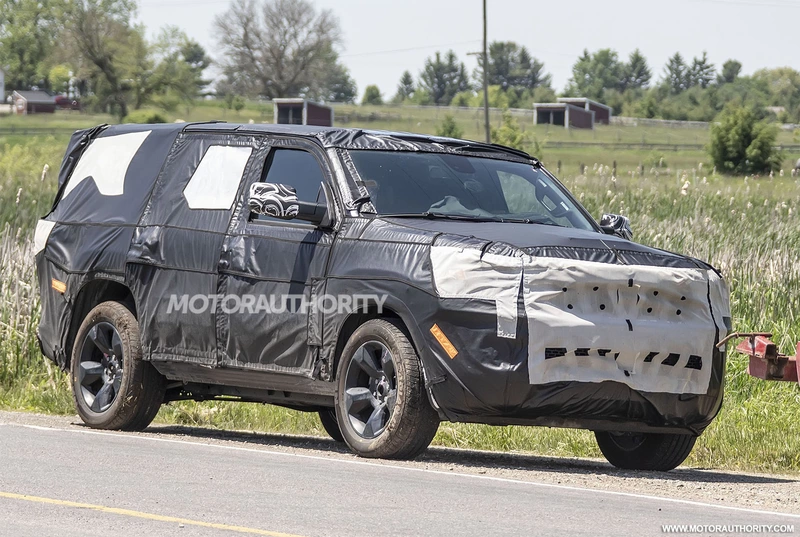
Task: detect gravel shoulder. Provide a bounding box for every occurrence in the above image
[2,409,798,515]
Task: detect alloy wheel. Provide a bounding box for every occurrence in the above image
[343,341,397,439]
[77,321,124,413]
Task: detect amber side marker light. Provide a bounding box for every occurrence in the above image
[430,323,458,359]
[51,279,66,294]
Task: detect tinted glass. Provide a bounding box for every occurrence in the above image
[262,149,326,204]
[348,151,594,230]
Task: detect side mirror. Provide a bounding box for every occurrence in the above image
[600,213,633,241]
[248,182,328,226]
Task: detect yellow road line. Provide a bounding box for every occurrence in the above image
[0,491,307,537]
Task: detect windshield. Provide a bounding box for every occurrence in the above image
[348,150,595,230]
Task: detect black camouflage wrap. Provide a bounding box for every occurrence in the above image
[36,123,729,435]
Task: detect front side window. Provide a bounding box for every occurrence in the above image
[348,150,594,230]
[255,148,327,222]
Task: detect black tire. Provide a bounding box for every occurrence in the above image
[335,319,439,459]
[594,431,697,471]
[70,301,166,431]
[318,408,344,443]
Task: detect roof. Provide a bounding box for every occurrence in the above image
[272,98,331,109]
[557,97,612,111]
[168,122,534,161]
[94,122,534,162]
[532,102,592,113]
[12,90,56,104]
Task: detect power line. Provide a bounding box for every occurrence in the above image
[340,40,482,58]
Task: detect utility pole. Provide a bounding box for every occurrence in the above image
[482,0,490,143]
[467,2,490,142]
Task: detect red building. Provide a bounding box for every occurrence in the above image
[533,102,595,129]
[532,97,613,129]
[273,98,334,127]
[557,98,613,125]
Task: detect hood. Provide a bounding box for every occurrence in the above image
[383,218,704,269]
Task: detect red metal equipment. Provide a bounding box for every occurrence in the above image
[719,332,800,383]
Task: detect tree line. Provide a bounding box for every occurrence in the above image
[0,0,215,118]
[3,0,799,128]
[374,46,800,126]
[0,0,357,118]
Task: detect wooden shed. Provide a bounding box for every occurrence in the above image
[557,98,612,125]
[272,98,334,127]
[533,102,595,129]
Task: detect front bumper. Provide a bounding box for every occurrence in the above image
[418,297,726,436]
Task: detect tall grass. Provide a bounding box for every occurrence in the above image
[3,132,800,472]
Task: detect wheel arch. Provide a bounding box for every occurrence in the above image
[65,278,136,370]
[332,297,429,382]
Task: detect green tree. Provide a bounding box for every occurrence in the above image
[491,110,528,151]
[478,41,551,92]
[624,88,659,118]
[687,51,715,89]
[532,85,556,103]
[361,84,383,105]
[663,52,688,94]
[436,114,463,139]
[754,67,800,116]
[718,59,742,84]
[48,64,72,94]
[0,0,59,89]
[515,46,551,90]
[620,49,651,91]
[419,50,470,105]
[124,109,167,123]
[709,105,782,174]
[449,90,475,107]
[214,0,347,99]
[714,76,770,113]
[564,49,623,101]
[393,70,415,103]
[60,0,140,118]
[315,55,357,103]
[146,26,211,109]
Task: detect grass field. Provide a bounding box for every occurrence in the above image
[2,106,800,472]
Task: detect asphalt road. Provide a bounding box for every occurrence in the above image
[1,412,799,537]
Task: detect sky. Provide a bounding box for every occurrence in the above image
[136,0,800,99]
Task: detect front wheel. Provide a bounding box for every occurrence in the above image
[335,319,439,459]
[318,408,344,443]
[70,301,166,431]
[594,431,697,471]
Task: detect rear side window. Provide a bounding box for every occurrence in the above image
[183,145,253,210]
[142,136,255,233]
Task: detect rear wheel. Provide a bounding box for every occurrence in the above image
[594,431,697,471]
[70,301,165,431]
[335,319,439,459]
[318,408,344,442]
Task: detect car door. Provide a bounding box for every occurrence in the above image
[218,136,337,378]
[127,131,259,366]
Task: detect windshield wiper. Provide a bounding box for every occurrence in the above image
[383,212,504,222]
[382,212,565,226]
[450,143,538,163]
[500,217,561,226]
